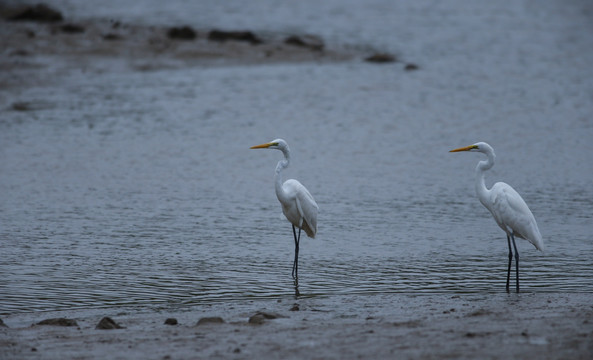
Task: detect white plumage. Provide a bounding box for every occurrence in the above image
[450,142,543,292]
[251,139,318,280]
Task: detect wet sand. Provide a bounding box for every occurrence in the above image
[1,293,592,359]
[0,4,387,96]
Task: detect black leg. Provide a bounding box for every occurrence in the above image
[506,234,513,293]
[291,225,301,279]
[511,232,520,293]
[293,277,300,297]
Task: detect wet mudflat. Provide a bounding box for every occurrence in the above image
[2,293,592,359]
[1,0,593,358]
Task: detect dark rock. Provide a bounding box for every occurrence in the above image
[196,316,224,325]
[0,318,7,327]
[8,4,63,22]
[60,23,85,34]
[208,30,262,45]
[465,331,490,338]
[248,311,284,324]
[164,318,178,325]
[36,318,78,327]
[11,101,53,111]
[289,303,300,311]
[466,309,491,317]
[167,26,197,40]
[284,35,324,51]
[248,313,266,325]
[96,317,124,330]
[365,53,397,63]
[103,33,123,41]
[404,63,419,71]
[12,102,32,111]
[9,48,30,57]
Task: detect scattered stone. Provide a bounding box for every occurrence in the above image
[12,102,32,111]
[466,309,491,317]
[10,49,30,56]
[11,101,53,111]
[365,53,396,63]
[8,3,63,22]
[290,303,300,311]
[96,317,124,330]
[60,23,85,34]
[248,311,284,325]
[208,30,262,45]
[233,348,241,353]
[167,26,197,40]
[196,316,224,325]
[0,318,7,327]
[404,63,419,71]
[284,35,324,51]
[465,331,491,338]
[164,318,178,325]
[248,313,266,325]
[31,347,37,352]
[36,318,78,327]
[103,33,123,41]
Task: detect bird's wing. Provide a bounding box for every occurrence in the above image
[284,179,318,238]
[296,184,318,238]
[491,182,543,250]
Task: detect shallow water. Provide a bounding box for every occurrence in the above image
[1,0,593,315]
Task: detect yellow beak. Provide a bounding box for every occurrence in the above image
[250,142,273,149]
[449,145,477,152]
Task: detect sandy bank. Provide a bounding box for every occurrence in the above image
[1,293,592,359]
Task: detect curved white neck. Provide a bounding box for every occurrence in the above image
[274,149,290,203]
[475,150,495,208]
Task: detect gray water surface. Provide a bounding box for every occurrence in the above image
[1,0,593,315]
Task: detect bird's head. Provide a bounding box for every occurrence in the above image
[449,142,492,154]
[250,138,289,151]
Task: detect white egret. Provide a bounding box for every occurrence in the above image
[250,139,318,280]
[450,142,543,293]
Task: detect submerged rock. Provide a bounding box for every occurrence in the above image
[196,316,224,325]
[60,23,85,34]
[404,63,419,71]
[96,317,124,330]
[248,311,285,325]
[0,318,8,327]
[284,35,324,51]
[208,30,262,45]
[167,26,197,40]
[36,318,78,326]
[365,53,397,63]
[103,33,123,41]
[8,3,63,22]
[164,318,178,325]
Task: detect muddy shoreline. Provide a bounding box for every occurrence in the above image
[0,3,406,96]
[1,293,592,359]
